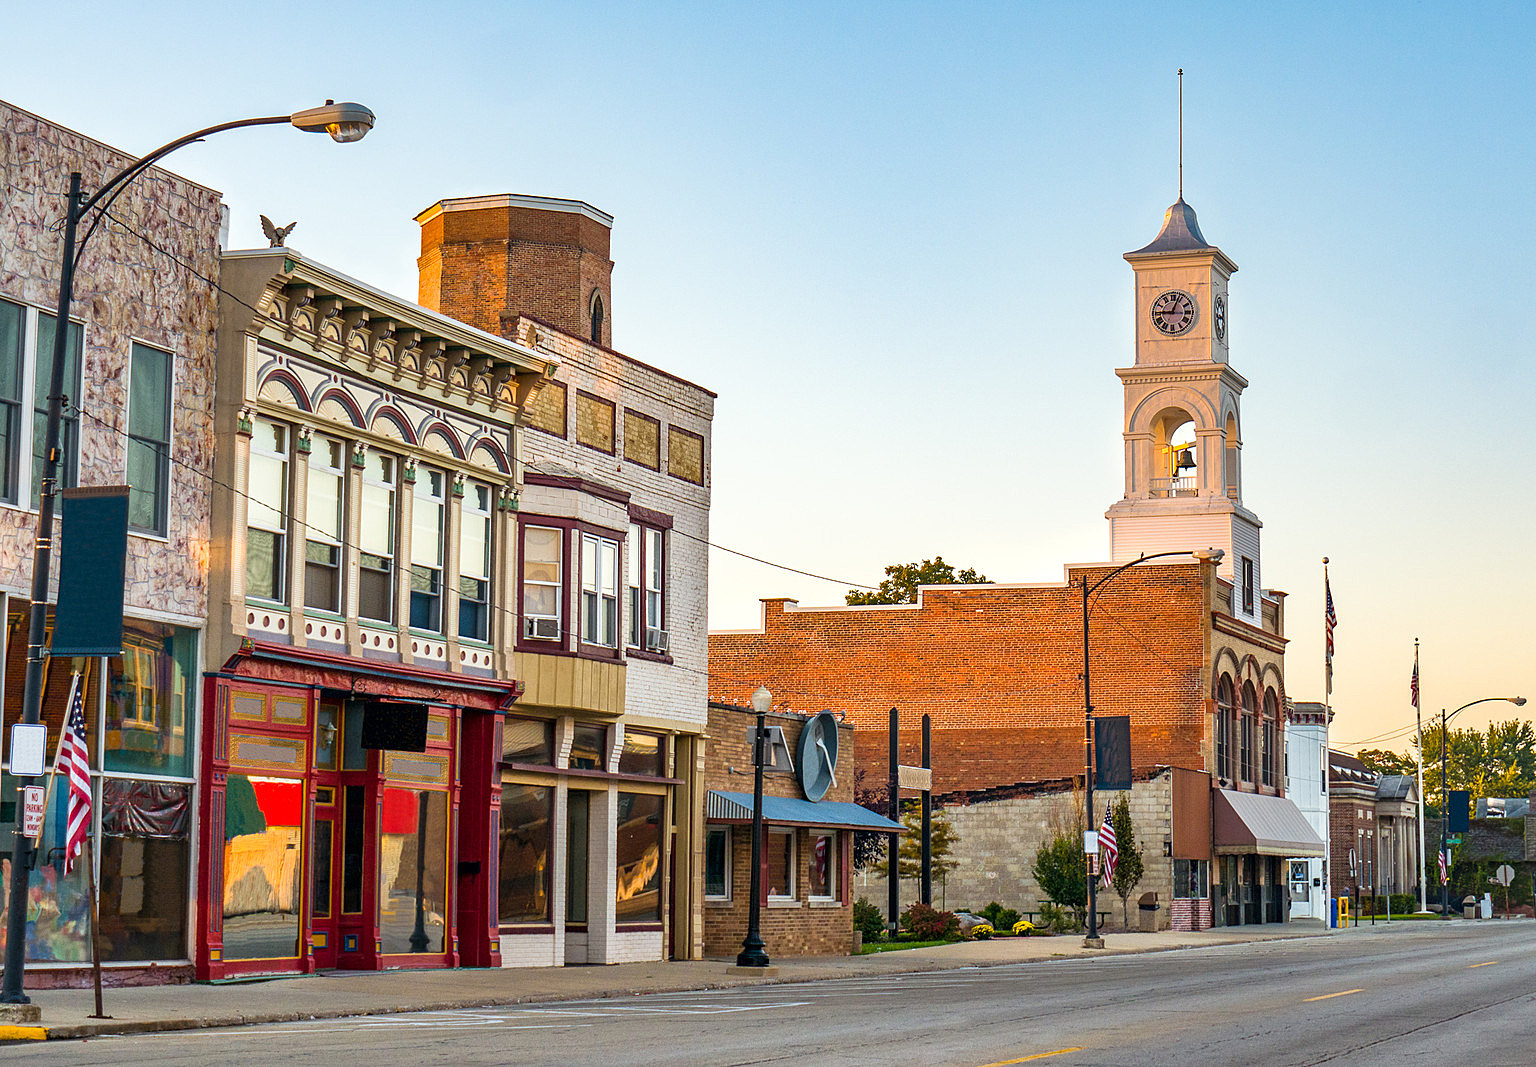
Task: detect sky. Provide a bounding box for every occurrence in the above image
[5,1,1533,756]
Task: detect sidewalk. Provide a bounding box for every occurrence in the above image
[7,924,1330,1043]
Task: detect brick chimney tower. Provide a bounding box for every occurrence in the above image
[416,194,615,347]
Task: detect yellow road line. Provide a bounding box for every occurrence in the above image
[1304,988,1363,1002]
[1468,961,1498,968]
[0,1025,47,1041]
[976,1049,1084,1066]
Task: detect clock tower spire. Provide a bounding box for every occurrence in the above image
[1106,194,1265,624]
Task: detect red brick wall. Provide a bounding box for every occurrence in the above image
[708,565,1213,795]
[418,200,614,345]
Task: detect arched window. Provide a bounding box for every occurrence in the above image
[1262,689,1280,788]
[1216,676,1236,781]
[589,290,605,345]
[1240,682,1258,783]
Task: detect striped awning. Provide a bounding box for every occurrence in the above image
[706,790,904,832]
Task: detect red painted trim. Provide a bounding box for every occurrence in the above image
[313,387,365,427]
[225,639,519,710]
[419,419,467,459]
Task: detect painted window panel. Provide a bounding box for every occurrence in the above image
[221,773,305,961]
[498,784,552,924]
[378,787,449,954]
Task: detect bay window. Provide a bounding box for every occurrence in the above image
[458,482,492,642]
[581,532,618,647]
[246,418,289,603]
[521,525,562,641]
[304,436,346,613]
[410,466,445,632]
[358,450,396,623]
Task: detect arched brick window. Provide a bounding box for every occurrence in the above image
[1240,682,1258,783]
[1262,689,1281,787]
[589,290,605,345]
[1216,675,1236,781]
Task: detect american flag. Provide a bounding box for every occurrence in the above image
[1324,576,1338,692]
[1410,660,1419,710]
[1098,813,1118,888]
[59,674,92,876]
[1438,848,1449,884]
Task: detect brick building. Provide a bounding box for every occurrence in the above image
[710,193,1323,928]
[1327,750,1419,903]
[701,702,899,957]
[417,194,716,965]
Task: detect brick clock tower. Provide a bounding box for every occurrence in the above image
[1105,197,1265,624]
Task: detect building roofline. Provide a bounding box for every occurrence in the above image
[515,312,717,399]
[414,193,614,229]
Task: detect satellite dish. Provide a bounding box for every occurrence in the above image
[795,711,840,802]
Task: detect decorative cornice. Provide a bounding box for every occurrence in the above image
[1212,611,1287,654]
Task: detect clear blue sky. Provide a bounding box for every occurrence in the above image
[7,2,1533,754]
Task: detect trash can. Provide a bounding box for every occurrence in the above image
[1462,895,1478,920]
[1138,892,1159,932]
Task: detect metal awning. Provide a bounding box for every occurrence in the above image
[706,790,904,832]
[1214,789,1326,857]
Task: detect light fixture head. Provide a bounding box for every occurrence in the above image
[1513,696,1527,707]
[1193,547,1225,564]
[750,685,772,715]
[291,100,376,143]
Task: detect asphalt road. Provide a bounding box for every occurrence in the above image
[9,921,1535,1066]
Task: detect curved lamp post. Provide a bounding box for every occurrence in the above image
[1,102,375,1006]
[1081,547,1223,948]
[1436,695,1525,918]
[736,686,773,967]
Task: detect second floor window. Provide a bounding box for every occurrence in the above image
[409,467,445,632]
[581,532,618,647]
[522,525,562,641]
[126,343,171,535]
[626,524,666,651]
[0,298,82,508]
[1242,556,1256,613]
[246,418,288,603]
[458,482,492,642]
[358,450,396,623]
[304,436,345,613]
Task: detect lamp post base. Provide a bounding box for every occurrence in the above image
[1082,935,1106,949]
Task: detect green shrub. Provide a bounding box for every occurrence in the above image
[899,902,960,940]
[1388,893,1417,915]
[854,897,887,941]
[979,901,1021,930]
[1038,901,1079,934]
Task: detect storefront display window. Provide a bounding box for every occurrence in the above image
[221,773,304,960]
[502,718,553,765]
[809,832,836,900]
[1174,858,1210,899]
[499,785,552,924]
[615,791,662,921]
[378,786,448,954]
[105,620,197,777]
[617,730,663,777]
[567,789,590,924]
[767,829,795,900]
[704,827,730,900]
[99,779,190,961]
[0,778,91,962]
[570,724,606,770]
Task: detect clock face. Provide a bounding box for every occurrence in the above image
[795,711,840,802]
[1214,295,1227,341]
[1151,290,1196,335]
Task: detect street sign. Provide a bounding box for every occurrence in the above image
[1493,865,1515,887]
[897,765,931,791]
[1447,835,1462,845]
[1084,829,1100,854]
[8,723,46,777]
[21,786,45,837]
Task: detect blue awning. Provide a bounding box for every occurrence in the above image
[706,790,904,832]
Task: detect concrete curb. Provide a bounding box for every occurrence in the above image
[26,928,1333,1043]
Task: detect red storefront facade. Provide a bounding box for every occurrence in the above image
[197,642,517,979]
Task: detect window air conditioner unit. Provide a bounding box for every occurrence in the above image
[524,616,560,640]
[645,627,670,653]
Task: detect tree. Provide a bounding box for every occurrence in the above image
[1032,834,1087,921]
[873,806,960,882]
[1356,720,1536,816]
[846,556,988,605]
[851,766,890,872]
[1356,748,1416,780]
[1108,793,1145,927]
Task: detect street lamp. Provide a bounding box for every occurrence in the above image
[736,686,773,967]
[1081,547,1223,948]
[1,102,375,1007]
[1436,695,1525,918]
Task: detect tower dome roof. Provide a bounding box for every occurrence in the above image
[1128,197,1212,255]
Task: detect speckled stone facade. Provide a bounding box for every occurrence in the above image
[0,100,222,619]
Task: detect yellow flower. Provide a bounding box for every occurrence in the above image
[1012,919,1034,935]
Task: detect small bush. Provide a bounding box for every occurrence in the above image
[979,901,1021,930]
[1011,919,1035,936]
[899,902,961,941]
[1038,901,1079,935]
[1388,893,1417,915]
[854,897,887,941]
[968,922,994,940]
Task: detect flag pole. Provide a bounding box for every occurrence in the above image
[1322,558,1333,915]
[1414,640,1427,913]
[83,835,106,1019]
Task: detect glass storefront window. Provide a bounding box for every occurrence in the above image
[100,779,190,961]
[569,724,606,770]
[567,789,590,924]
[502,718,553,765]
[809,832,836,900]
[704,827,730,900]
[615,791,663,922]
[378,786,448,954]
[767,828,795,900]
[1174,858,1210,899]
[105,620,197,777]
[0,775,92,962]
[222,773,304,961]
[617,730,663,777]
[498,784,552,924]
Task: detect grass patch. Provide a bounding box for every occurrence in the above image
[858,939,951,954]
